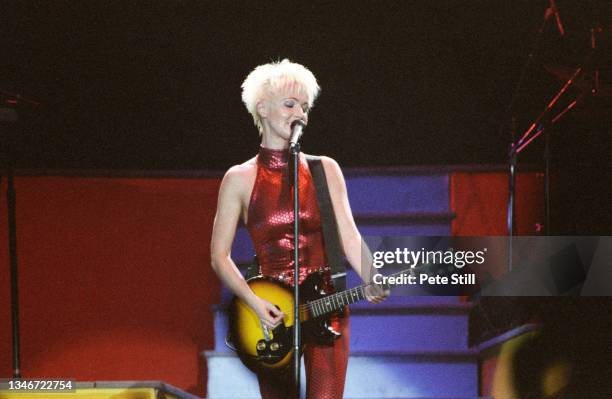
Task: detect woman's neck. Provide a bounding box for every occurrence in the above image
[260,134,289,150]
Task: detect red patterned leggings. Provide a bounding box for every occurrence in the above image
[257,311,350,399]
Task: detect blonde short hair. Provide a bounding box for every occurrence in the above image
[241,59,320,133]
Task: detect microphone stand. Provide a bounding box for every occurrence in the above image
[507,122,516,271]
[1,89,40,378]
[290,140,302,398]
[508,42,596,269]
[504,3,556,271]
[1,102,21,378]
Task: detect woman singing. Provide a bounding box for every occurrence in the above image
[210,59,386,399]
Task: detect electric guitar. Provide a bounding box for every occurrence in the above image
[227,270,394,374]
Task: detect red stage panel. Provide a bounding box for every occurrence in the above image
[0,176,222,397]
[451,172,544,236]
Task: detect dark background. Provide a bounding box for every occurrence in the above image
[1,0,611,232]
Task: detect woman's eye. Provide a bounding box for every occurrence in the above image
[284,101,295,108]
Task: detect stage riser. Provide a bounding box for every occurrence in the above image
[205,352,477,399]
[0,384,199,399]
[346,174,450,214]
[0,391,160,399]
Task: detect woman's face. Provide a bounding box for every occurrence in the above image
[260,84,309,142]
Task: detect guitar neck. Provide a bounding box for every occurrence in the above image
[307,267,416,318]
[308,285,366,318]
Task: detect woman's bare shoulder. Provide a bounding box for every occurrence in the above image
[302,153,338,167]
[317,156,342,176]
[224,157,257,179]
[220,157,258,196]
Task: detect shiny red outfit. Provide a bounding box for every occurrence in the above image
[246,146,349,399]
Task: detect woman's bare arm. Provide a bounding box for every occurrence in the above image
[321,157,388,303]
[210,166,284,327]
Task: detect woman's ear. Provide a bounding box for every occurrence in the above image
[256,100,268,119]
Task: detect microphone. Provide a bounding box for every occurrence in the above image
[289,120,306,149]
[549,0,565,36]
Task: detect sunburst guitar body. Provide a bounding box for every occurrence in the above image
[228,272,366,374]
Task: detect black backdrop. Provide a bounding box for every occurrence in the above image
[2,1,611,233]
[2,0,610,170]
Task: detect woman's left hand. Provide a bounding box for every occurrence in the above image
[365,284,390,304]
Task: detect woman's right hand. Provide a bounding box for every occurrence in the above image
[251,297,285,329]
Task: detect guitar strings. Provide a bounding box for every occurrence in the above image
[298,267,421,312]
[300,285,366,314]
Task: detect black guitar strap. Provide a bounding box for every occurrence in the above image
[306,155,347,292]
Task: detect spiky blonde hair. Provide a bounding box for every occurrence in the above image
[241,59,320,133]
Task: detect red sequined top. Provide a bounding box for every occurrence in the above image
[247,146,329,285]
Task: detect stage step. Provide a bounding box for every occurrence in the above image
[345,173,450,214]
[203,350,478,399]
[0,381,202,399]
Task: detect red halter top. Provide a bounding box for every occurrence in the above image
[247,146,329,285]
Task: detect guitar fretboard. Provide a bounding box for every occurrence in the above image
[307,286,366,318]
[305,267,420,318]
